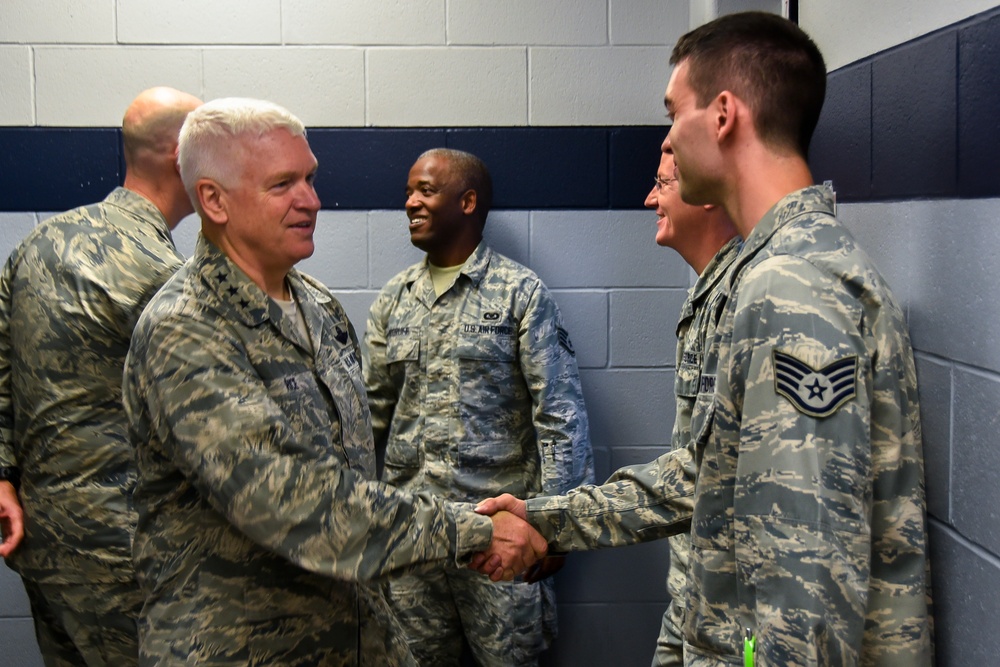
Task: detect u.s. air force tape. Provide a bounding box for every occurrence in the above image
[772,349,857,418]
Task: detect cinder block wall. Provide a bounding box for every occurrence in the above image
[3,1,999,665]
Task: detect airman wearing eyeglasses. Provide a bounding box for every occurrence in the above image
[645,147,739,666]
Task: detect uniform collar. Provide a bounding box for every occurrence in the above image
[727,185,836,288]
[689,236,742,306]
[192,233,329,329]
[740,185,835,261]
[405,242,493,306]
[103,187,173,243]
[675,236,743,331]
[455,242,492,286]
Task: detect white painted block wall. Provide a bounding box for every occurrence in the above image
[0,0,689,128]
[803,0,1000,69]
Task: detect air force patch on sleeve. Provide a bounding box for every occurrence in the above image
[773,349,857,418]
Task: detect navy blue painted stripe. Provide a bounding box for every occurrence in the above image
[2,5,997,212]
[0,125,666,212]
[0,128,122,212]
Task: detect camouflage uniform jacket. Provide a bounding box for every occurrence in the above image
[124,234,493,665]
[526,186,932,666]
[662,236,741,652]
[0,187,182,583]
[363,242,594,503]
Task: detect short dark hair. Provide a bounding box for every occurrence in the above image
[419,148,493,224]
[670,11,826,157]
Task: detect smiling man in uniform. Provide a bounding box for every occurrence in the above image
[363,148,594,666]
[123,102,547,666]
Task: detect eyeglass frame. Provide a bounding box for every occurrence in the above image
[653,175,678,191]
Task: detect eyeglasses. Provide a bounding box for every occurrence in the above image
[653,175,678,192]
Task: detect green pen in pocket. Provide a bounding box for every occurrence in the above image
[743,628,756,667]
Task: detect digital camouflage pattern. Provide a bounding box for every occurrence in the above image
[654,236,741,667]
[0,188,182,582]
[363,243,594,665]
[526,186,933,666]
[23,579,144,667]
[0,188,182,664]
[364,243,594,503]
[124,234,494,667]
[385,567,557,666]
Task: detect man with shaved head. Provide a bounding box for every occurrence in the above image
[0,86,201,667]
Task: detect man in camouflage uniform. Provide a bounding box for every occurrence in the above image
[123,99,548,667]
[475,12,933,666]
[363,148,594,666]
[0,87,202,667]
[644,148,739,667]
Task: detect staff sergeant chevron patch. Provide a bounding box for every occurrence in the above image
[772,349,858,418]
[557,326,575,356]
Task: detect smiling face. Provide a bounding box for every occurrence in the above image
[645,149,707,250]
[219,128,320,285]
[404,154,480,266]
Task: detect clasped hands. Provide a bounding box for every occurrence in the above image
[470,494,562,583]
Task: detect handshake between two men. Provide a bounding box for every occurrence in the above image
[472,495,551,583]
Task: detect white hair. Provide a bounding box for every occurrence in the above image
[178,97,306,205]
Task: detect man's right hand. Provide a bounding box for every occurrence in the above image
[475,493,528,521]
[472,508,547,582]
[0,481,24,558]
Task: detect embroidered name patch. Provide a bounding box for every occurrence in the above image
[773,350,857,418]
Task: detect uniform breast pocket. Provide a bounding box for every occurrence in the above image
[386,335,421,410]
[456,333,525,442]
[688,390,715,447]
[689,393,733,552]
[262,370,328,455]
[457,333,518,390]
[386,335,419,365]
[676,350,702,400]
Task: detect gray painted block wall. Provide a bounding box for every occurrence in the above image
[839,198,1000,667]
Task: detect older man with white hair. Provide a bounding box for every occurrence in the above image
[123,98,547,666]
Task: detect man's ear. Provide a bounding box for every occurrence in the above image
[713,90,738,144]
[460,189,478,216]
[196,179,228,225]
